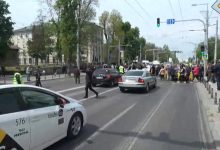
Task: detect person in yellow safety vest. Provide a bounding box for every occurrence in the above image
[177,71,180,81]
[189,71,194,81]
[119,65,125,74]
[13,72,23,84]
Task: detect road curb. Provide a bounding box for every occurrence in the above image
[0,75,85,85]
[196,82,220,150]
[195,83,217,150]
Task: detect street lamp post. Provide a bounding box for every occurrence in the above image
[192,3,209,77]
[215,19,218,64]
[110,42,132,65]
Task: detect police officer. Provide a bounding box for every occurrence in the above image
[84,67,98,98]
[119,64,125,74]
[13,72,23,84]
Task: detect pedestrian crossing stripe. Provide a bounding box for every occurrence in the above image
[0,129,23,150]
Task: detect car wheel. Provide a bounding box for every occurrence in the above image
[120,87,125,93]
[67,113,83,139]
[145,83,149,93]
[109,80,114,87]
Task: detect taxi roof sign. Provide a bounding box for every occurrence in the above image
[212,0,220,14]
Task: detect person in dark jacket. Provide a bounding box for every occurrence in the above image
[84,67,98,98]
[150,65,156,76]
[73,67,80,84]
[214,60,220,90]
[35,67,42,87]
[199,65,204,82]
[179,65,186,82]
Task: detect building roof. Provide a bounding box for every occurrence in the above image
[14,26,32,34]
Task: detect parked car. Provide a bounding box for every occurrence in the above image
[118,69,157,92]
[92,68,121,87]
[0,84,87,150]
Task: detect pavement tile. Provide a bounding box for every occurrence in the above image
[196,82,220,150]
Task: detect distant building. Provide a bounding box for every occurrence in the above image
[11,26,62,65]
[81,23,104,64]
[11,23,104,66]
[0,46,19,66]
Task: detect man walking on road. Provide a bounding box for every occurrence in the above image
[73,67,80,84]
[84,67,98,98]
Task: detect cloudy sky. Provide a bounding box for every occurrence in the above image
[6,0,219,61]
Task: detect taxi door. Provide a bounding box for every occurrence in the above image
[0,87,30,150]
[20,88,66,150]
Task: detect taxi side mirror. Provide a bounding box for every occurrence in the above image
[55,98,66,108]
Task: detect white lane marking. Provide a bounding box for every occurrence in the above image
[57,86,85,93]
[126,86,173,150]
[195,85,208,150]
[79,87,119,102]
[64,87,101,97]
[75,103,137,150]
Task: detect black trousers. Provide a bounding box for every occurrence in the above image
[85,83,97,97]
[75,76,80,84]
[36,79,42,87]
[216,76,220,90]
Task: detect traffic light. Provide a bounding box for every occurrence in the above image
[200,45,205,52]
[157,18,160,27]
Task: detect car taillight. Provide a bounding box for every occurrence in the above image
[138,78,145,84]
[118,77,122,82]
[106,74,112,79]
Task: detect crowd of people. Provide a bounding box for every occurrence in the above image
[5,60,220,95]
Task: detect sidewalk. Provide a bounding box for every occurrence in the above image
[196,81,220,150]
[0,73,86,85]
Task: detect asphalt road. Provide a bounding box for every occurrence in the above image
[43,79,214,150]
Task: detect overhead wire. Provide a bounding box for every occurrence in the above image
[133,0,153,18]
[167,0,176,18]
[177,0,185,39]
[177,0,183,20]
[123,0,154,29]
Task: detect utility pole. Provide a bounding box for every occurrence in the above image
[76,0,81,69]
[215,19,218,64]
[110,42,131,65]
[139,44,142,63]
[145,49,161,61]
[118,40,121,65]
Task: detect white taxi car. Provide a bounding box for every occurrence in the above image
[0,84,87,150]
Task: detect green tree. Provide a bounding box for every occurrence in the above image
[27,24,47,65]
[123,25,141,62]
[27,10,55,65]
[0,0,14,59]
[144,42,156,61]
[99,10,124,64]
[195,37,220,63]
[55,0,78,72]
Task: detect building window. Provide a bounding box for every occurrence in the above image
[53,57,56,64]
[19,58,22,65]
[29,58,32,64]
[24,58,26,65]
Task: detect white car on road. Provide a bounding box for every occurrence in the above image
[118,70,157,92]
[0,85,87,150]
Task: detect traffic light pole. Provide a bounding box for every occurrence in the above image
[161,19,207,77]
